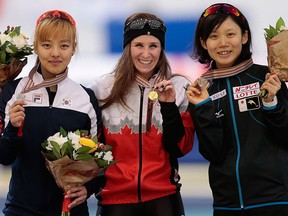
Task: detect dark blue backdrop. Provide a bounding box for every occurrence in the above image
[107,19,197,54]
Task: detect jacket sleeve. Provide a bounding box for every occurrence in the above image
[81,86,105,197]
[0,81,23,165]
[160,102,194,158]
[262,82,288,143]
[0,122,23,165]
[189,99,229,164]
[160,75,195,158]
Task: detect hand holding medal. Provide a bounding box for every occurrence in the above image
[150,80,176,103]
[185,77,210,105]
[9,93,26,136]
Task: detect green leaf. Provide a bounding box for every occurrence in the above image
[59,127,67,137]
[91,135,98,144]
[50,141,61,159]
[276,17,285,31]
[74,129,81,136]
[61,141,74,158]
[104,145,112,152]
[42,151,57,161]
[75,153,94,161]
[8,45,18,53]
[67,142,74,157]
[9,30,17,37]
[264,17,286,41]
[10,26,21,36]
[41,140,49,149]
[76,146,92,154]
[0,51,7,64]
[97,159,108,168]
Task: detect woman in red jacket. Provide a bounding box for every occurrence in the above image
[90,12,195,216]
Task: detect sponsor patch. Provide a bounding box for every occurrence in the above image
[233,82,260,100]
[238,96,260,112]
[32,93,42,104]
[210,89,227,101]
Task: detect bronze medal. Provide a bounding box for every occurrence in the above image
[198,77,210,89]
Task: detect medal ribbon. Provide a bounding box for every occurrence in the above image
[135,73,161,88]
[22,63,68,93]
[135,73,162,132]
[17,63,68,137]
[202,58,253,80]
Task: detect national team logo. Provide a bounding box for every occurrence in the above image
[238,96,260,112]
[62,98,72,106]
[32,93,42,104]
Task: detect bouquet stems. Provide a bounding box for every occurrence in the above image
[61,192,71,216]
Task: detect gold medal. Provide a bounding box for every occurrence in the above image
[148,90,158,101]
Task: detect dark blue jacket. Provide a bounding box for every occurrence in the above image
[0,71,101,216]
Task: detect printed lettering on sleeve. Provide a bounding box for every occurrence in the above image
[210,89,227,101]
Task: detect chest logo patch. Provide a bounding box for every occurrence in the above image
[233,82,260,100]
[62,98,72,106]
[32,93,42,104]
[238,96,260,112]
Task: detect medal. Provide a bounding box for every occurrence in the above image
[17,93,26,100]
[148,90,158,101]
[198,77,210,89]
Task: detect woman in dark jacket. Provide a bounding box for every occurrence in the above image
[186,3,288,216]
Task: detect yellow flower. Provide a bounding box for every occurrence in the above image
[79,137,98,153]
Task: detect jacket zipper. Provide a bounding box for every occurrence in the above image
[137,86,144,202]
[226,78,244,209]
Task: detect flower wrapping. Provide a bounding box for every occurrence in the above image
[44,156,102,192]
[41,127,115,216]
[0,58,27,89]
[44,156,102,216]
[0,26,33,91]
[264,17,288,82]
[266,30,288,81]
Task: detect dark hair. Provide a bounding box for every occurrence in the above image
[190,3,252,67]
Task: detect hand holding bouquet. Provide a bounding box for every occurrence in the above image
[41,127,115,216]
[0,26,33,91]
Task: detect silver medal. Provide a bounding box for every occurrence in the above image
[17,93,26,100]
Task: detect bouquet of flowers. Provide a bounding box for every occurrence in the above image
[258,17,288,98]
[0,26,33,91]
[41,127,115,216]
[264,17,288,81]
